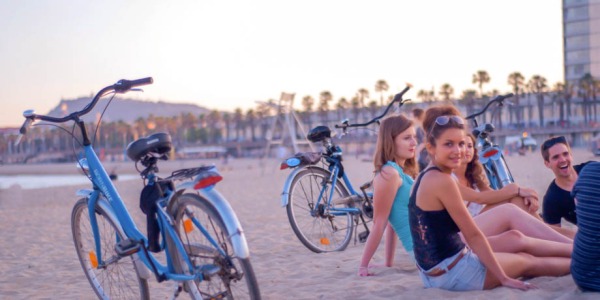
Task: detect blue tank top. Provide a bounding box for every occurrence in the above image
[409,166,465,270]
[383,161,414,253]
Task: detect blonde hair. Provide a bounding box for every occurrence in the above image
[373,114,418,178]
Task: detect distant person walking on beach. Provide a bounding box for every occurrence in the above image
[358,114,418,276]
[570,161,600,292]
[409,105,570,291]
[540,136,591,227]
[412,108,429,172]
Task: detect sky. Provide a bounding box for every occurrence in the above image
[0,0,564,127]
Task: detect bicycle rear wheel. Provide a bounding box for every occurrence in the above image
[169,193,260,300]
[71,198,149,300]
[286,167,353,253]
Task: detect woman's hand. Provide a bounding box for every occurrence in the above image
[500,277,537,290]
[524,196,540,213]
[518,187,539,200]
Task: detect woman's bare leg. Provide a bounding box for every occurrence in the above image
[486,230,572,257]
[474,203,572,244]
[483,252,571,289]
[481,198,576,239]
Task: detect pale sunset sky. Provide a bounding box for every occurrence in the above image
[0,0,563,127]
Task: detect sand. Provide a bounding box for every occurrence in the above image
[1,149,599,300]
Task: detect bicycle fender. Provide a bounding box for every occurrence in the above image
[196,188,251,259]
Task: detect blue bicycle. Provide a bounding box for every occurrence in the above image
[465,93,515,189]
[279,85,411,253]
[16,78,260,299]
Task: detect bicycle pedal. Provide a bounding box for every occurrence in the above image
[358,231,369,243]
[197,264,221,279]
[114,238,141,257]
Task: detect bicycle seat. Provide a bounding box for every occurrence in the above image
[307,126,331,142]
[126,132,172,161]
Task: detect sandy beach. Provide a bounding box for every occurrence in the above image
[1,148,598,299]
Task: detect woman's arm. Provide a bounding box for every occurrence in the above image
[384,223,397,267]
[458,183,519,205]
[358,166,401,276]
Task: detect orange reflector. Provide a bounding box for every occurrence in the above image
[194,175,223,189]
[483,149,499,158]
[183,219,194,233]
[320,237,330,245]
[280,163,288,170]
[89,251,98,268]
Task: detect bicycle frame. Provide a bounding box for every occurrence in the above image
[466,93,515,190]
[80,140,218,282]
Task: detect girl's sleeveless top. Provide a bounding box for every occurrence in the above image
[409,166,465,270]
[383,161,414,253]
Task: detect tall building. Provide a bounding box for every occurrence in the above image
[563,0,600,87]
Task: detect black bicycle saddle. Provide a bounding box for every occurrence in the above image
[307,126,331,143]
[126,132,172,161]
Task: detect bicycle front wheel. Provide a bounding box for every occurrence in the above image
[286,167,353,253]
[71,198,149,300]
[169,193,260,300]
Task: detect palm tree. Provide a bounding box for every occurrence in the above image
[368,100,379,119]
[350,96,361,123]
[508,72,525,125]
[461,89,478,117]
[335,97,349,123]
[357,88,369,108]
[439,83,454,104]
[301,95,314,130]
[318,91,333,124]
[233,108,244,141]
[472,70,490,98]
[579,73,598,123]
[374,79,389,106]
[528,75,548,128]
[222,112,231,142]
[551,82,566,126]
[246,109,257,141]
[417,89,434,104]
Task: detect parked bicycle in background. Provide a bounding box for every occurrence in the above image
[465,93,515,190]
[16,78,260,299]
[279,85,412,253]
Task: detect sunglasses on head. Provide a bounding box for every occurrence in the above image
[434,115,465,126]
[541,136,567,152]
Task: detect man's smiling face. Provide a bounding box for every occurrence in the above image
[544,143,574,178]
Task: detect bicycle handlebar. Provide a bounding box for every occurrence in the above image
[15,77,153,143]
[465,93,513,120]
[334,84,412,129]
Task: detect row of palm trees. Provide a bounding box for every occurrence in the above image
[2,71,599,161]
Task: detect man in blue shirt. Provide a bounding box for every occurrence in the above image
[571,161,600,291]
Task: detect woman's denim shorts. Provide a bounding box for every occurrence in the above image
[418,248,487,291]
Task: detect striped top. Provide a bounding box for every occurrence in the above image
[571,161,600,292]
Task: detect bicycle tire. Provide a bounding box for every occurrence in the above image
[286,167,353,253]
[71,198,150,300]
[168,193,260,300]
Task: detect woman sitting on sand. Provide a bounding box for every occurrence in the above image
[454,133,575,239]
[409,105,570,291]
[358,114,418,277]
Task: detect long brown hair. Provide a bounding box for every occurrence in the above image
[464,133,490,189]
[373,114,418,178]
